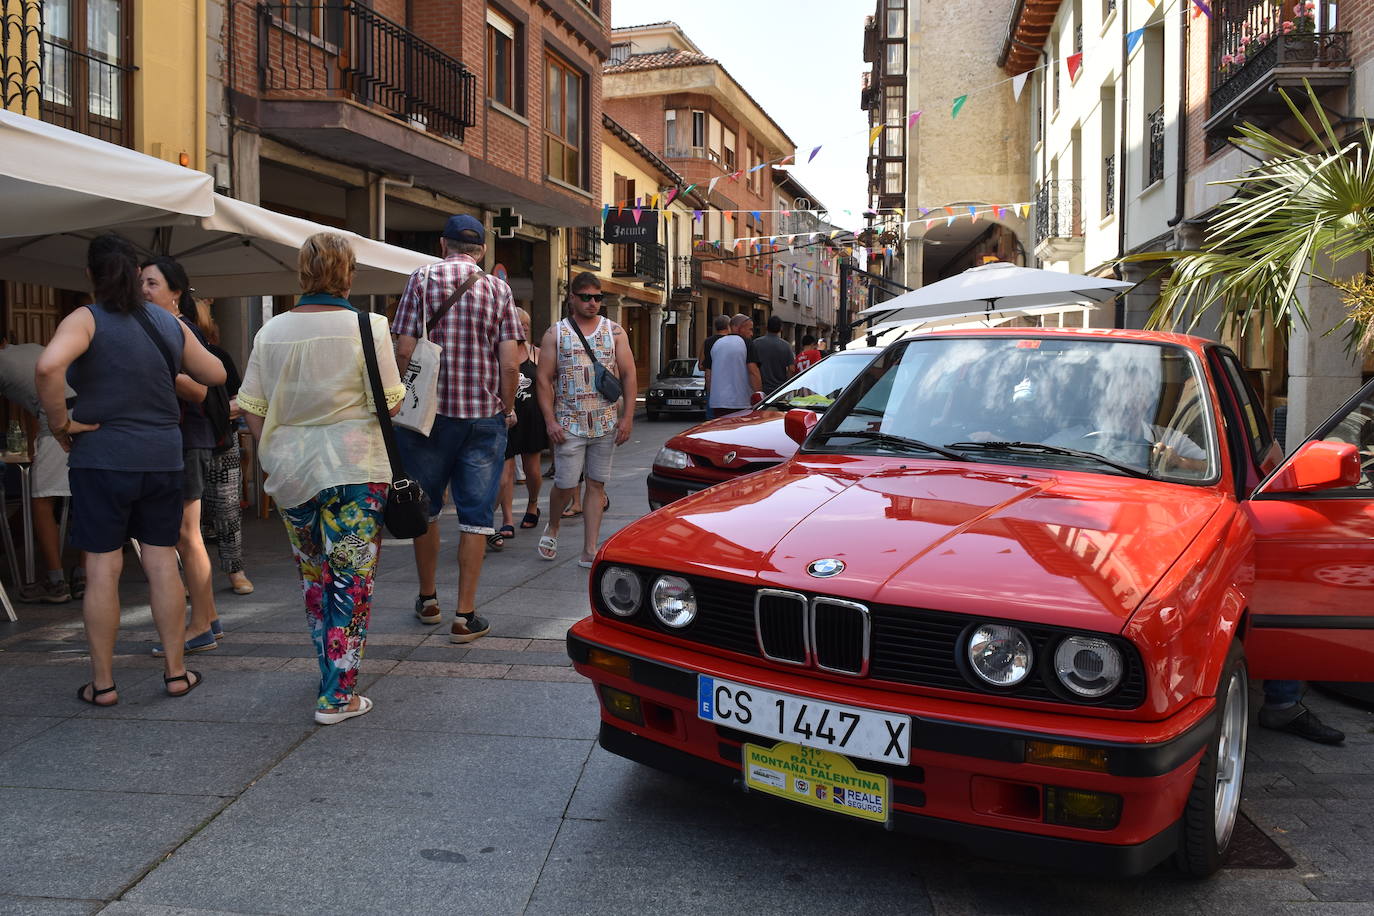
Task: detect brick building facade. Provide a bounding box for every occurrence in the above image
[603,22,795,360]
[218,0,611,352]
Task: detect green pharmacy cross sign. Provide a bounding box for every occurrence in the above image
[493,207,523,239]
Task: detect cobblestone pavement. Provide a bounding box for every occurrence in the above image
[1,416,1373,915]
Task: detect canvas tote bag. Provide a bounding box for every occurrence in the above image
[393,267,484,435]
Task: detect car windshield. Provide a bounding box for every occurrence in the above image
[763,352,873,412]
[663,359,703,379]
[809,336,1217,481]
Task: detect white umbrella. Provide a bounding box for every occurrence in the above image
[859,261,1132,330]
[0,109,214,238]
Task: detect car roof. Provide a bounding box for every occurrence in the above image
[895,326,1210,354]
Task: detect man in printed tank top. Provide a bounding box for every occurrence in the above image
[534,272,637,567]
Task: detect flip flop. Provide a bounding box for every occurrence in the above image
[520,510,540,529]
[562,506,582,518]
[164,670,203,698]
[498,524,516,539]
[538,527,558,561]
[487,532,506,551]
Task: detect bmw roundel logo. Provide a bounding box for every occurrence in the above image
[807,558,845,578]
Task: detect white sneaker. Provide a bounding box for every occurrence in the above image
[314,695,372,725]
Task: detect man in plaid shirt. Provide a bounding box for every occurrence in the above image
[393,214,522,644]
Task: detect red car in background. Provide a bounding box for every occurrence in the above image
[646,348,882,510]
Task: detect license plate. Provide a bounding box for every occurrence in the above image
[667,398,693,406]
[698,676,911,764]
[743,741,890,823]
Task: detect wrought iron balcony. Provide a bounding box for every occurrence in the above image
[1147,106,1165,186]
[612,243,667,289]
[1034,180,1083,261]
[1103,153,1116,217]
[257,1,477,143]
[1207,2,1350,147]
[570,227,600,270]
[672,255,702,297]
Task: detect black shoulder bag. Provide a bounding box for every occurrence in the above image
[566,318,623,404]
[356,310,430,539]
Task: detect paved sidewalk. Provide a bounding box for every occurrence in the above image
[2,416,1373,915]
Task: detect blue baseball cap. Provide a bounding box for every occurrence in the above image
[442,214,485,244]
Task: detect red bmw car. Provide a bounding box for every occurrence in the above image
[572,328,1374,876]
[647,348,883,510]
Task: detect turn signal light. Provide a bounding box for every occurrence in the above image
[1043,786,1122,830]
[1025,741,1109,773]
[588,648,633,678]
[599,686,644,726]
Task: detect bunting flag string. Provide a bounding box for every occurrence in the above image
[951,95,968,119]
[1126,27,1144,54]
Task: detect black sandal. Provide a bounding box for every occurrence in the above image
[164,670,203,697]
[76,682,118,707]
[487,532,506,551]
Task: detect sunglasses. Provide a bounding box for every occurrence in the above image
[575,293,604,302]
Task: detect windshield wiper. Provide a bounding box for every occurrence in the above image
[944,441,1152,479]
[812,431,967,461]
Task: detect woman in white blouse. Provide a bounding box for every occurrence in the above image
[238,232,404,725]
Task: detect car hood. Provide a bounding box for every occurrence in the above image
[613,458,1225,632]
[653,377,705,391]
[665,409,794,469]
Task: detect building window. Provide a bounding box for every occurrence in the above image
[691,110,706,148]
[486,8,519,112]
[884,42,904,76]
[884,161,903,193]
[609,41,630,65]
[545,51,583,186]
[40,0,133,146]
[884,84,903,124]
[723,127,736,170]
[665,110,677,149]
[883,125,903,157]
[887,0,904,37]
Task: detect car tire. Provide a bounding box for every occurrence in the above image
[646,411,660,422]
[1174,641,1248,878]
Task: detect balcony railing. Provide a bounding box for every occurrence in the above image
[1034,180,1082,248]
[1147,105,1165,186]
[570,227,600,270]
[612,243,667,289]
[1210,29,1351,116]
[664,146,722,164]
[1103,153,1116,216]
[257,1,477,143]
[672,255,702,297]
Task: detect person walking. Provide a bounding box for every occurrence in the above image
[699,313,730,394]
[534,272,636,567]
[140,257,224,655]
[489,307,547,550]
[237,232,404,724]
[755,315,796,392]
[195,299,254,596]
[706,314,761,419]
[36,233,225,706]
[391,214,522,644]
[0,330,78,602]
[794,334,823,373]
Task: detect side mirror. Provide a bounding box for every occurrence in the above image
[750,390,765,406]
[784,408,819,445]
[1259,440,1361,494]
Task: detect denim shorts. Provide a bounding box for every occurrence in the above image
[69,467,183,553]
[395,413,508,534]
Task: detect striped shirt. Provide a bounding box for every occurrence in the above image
[392,253,523,419]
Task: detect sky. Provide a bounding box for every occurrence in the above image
[609,0,872,220]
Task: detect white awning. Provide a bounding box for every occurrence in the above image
[0,113,438,296]
[0,109,214,238]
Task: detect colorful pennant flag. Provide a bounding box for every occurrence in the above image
[693,209,703,221]
[952,95,968,118]
[1018,203,1030,219]
[868,124,884,149]
[969,206,979,223]
[907,110,922,128]
[707,176,721,197]
[808,145,822,163]
[1192,0,1211,17]
[632,207,642,224]
[601,204,609,221]
[1066,52,1083,81]
[664,189,677,206]
[1126,28,1145,54]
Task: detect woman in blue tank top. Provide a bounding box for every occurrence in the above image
[35,234,227,708]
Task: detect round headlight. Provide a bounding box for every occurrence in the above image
[654,447,690,470]
[599,566,643,617]
[1054,636,1124,698]
[967,624,1033,687]
[651,575,696,628]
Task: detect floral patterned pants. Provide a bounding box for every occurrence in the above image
[281,482,387,710]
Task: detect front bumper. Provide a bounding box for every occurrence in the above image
[646,470,713,509]
[568,621,1213,875]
